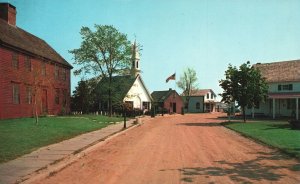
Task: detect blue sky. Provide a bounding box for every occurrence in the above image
[3,0,300,99]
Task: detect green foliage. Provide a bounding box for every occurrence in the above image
[176,67,198,96]
[69,25,133,116]
[69,25,132,77]
[177,67,198,112]
[219,61,268,122]
[224,121,300,159]
[71,78,99,113]
[0,115,123,163]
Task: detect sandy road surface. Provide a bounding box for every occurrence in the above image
[33,113,300,184]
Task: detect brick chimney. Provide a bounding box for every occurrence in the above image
[0,3,16,26]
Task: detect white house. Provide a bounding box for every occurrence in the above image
[246,60,300,120]
[186,89,217,112]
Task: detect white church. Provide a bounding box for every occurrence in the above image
[123,41,152,111]
[99,41,152,112]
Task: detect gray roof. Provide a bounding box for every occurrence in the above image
[0,19,72,68]
[151,89,179,102]
[98,75,136,102]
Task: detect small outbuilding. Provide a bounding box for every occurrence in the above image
[151,89,184,114]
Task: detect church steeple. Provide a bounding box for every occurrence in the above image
[131,40,141,77]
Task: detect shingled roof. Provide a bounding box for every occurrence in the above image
[254,60,300,83]
[151,89,178,102]
[185,89,216,97]
[97,75,136,101]
[0,19,72,68]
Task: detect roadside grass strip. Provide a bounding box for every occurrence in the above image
[0,115,123,163]
[223,121,300,159]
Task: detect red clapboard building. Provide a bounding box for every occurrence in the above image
[151,88,184,114]
[0,3,73,119]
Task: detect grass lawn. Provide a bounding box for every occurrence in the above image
[0,115,123,163]
[224,120,300,159]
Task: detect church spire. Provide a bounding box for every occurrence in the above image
[131,40,141,77]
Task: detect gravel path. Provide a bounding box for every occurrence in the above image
[32,113,300,184]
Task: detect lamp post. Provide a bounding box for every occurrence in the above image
[123,104,126,129]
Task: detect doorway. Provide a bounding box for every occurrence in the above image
[172,102,176,113]
[41,89,47,113]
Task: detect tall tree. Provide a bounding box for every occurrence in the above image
[71,79,93,113]
[219,61,268,122]
[69,25,132,116]
[176,67,198,112]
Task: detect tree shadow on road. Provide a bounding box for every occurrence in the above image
[160,151,300,183]
[177,122,222,127]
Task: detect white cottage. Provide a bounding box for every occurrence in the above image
[246,60,300,120]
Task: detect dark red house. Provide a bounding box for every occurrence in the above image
[151,88,184,114]
[0,3,73,119]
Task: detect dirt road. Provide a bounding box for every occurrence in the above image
[33,113,300,184]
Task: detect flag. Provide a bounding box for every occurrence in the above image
[166,73,176,83]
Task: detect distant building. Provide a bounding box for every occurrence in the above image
[97,41,152,112]
[151,89,184,114]
[246,60,300,120]
[182,95,204,113]
[188,89,217,112]
[0,3,72,119]
[215,102,228,112]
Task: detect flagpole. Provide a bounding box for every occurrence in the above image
[174,71,176,114]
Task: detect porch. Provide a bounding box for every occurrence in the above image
[268,93,300,120]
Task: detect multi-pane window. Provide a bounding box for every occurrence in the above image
[41,62,46,76]
[62,68,66,81]
[26,86,32,104]
[278,84,293,91]
[206,93,209,99]
[55,65,59,79]
[55,89,60,104]
[25,56,31,71]
[142,102,150,110]
[196,102,200,109]
[12,83,20,104]
[62,89,67,106]
[211,93,214,99]
[12,52,19,69]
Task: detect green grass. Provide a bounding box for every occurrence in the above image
[224,120,300,159]
[0,115,123,163]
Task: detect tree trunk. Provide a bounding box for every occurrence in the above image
[34,95,39,125]
[108,76,112,117]
[242,106,246,123]
[186,96,190,113]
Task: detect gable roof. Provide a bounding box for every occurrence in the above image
[151,89,179,102]
[0,19,72,68]
[189,89,216,97]
[98,75,136,102]
[254,60,300,83]
[97,74,152,103]
[137,75,153,101]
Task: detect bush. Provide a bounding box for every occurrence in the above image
[288,120,300,129]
